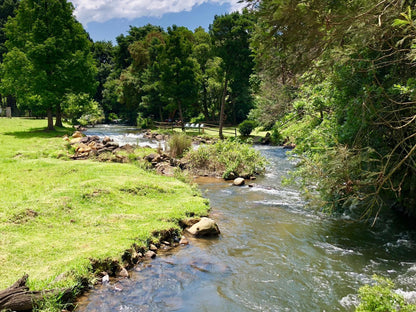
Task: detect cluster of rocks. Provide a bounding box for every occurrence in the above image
[65,131,183,175]
[142,130,168,142]
[144,152,180,176]
[95,217,220,289]
[65,131,134,161]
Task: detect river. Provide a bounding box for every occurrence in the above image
[76,125,416,311]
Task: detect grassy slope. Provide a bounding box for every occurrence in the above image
[0,118,209,290]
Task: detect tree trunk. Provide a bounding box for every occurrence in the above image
[159,106,164,122]
[0,274,72,312]
[219,76,228,140]
[55,104,63,127]
[47,109,54,131]
[202,81,209,120]
[178,100,184,131]
[231,96,236,125]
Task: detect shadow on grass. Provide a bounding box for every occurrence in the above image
[4,126,73,139]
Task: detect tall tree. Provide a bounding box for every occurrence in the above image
[0,0,19,113]
[1,0,97,130]
[193,27,214,120]
[210,10,255,138]
[92,40,115,119]
[159,25,200,127]
[0,0,18,61]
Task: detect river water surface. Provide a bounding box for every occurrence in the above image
[77,126,416,311]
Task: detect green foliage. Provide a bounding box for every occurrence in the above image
[62,93,103,126]
[0,0,19,62]
[238,120,257,137]
[159,25,201,123]
[1,0,97,129]
[248,1,416,219]
[108,113,119,122]
[210,10,256,137]
[168,133,192,158]
[185,139,266,179]
[136,113,153,129]
[270,127,283,145]
[356,276,416,312]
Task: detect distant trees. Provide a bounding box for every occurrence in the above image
[159,26,200,128]
[0,0,18,111]
[0,4,256,132]
[1,0,97,130]
[210,10,255,138]
[97,12,255,129]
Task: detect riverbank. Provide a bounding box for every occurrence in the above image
[0,118,210,309]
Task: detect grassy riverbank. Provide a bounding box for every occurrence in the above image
[0,118,209,292]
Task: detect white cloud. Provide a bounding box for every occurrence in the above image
[70,0,246,24]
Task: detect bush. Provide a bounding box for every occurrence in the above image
[108,113,119,122]
[137,113,153,129]
[62,93,103,125]
[185,139,267,179]
[168,133,192,158]
[271,127,284,145]
[356,276,416,312]
[238,120,257,137]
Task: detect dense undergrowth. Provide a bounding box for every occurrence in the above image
[251,2,416,220]
[184,138,267,179]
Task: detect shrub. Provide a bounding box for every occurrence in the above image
[168,133,192,158]
[271,127,284,145]
[137,113,153,129]
[108,113,119,122]
[62,93,104,125]
[238,120,257,137]
[185,139,267,179]
[356,276,416,312]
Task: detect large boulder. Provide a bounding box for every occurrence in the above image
[70,137,82,145]
[72,131,83,138]
[233,177,245,186]
[186,217,220,237]
[76,143,92,154]
[155,162,175,176]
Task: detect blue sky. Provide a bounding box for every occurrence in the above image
[69,1,244,43]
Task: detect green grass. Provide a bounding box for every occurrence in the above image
[0,118,209,291]
[158,125,239,138]
[158,125,270,142]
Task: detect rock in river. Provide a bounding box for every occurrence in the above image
[186,217,220,237]
[233,177,245,186]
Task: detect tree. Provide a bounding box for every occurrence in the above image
[0,0,18,61]
[247,0,416,218]
[115,27,166,124]
[210,10,255,138]
[92,40,115,119]
[193,27,214,121]
[159,25,200,127]
[1,0,97,130]
[0,0,19,113]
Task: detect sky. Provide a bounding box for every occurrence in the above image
[69,0,246,43]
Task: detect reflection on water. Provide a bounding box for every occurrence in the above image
[76,136,416,312]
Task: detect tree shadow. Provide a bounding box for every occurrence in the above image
[4,126,73,140]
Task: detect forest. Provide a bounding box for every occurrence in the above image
[0,0,415,222]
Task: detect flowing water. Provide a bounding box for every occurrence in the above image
[76,126,416,311]
[83,124,167,150]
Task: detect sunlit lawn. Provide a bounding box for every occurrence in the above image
[0,118,209,290]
